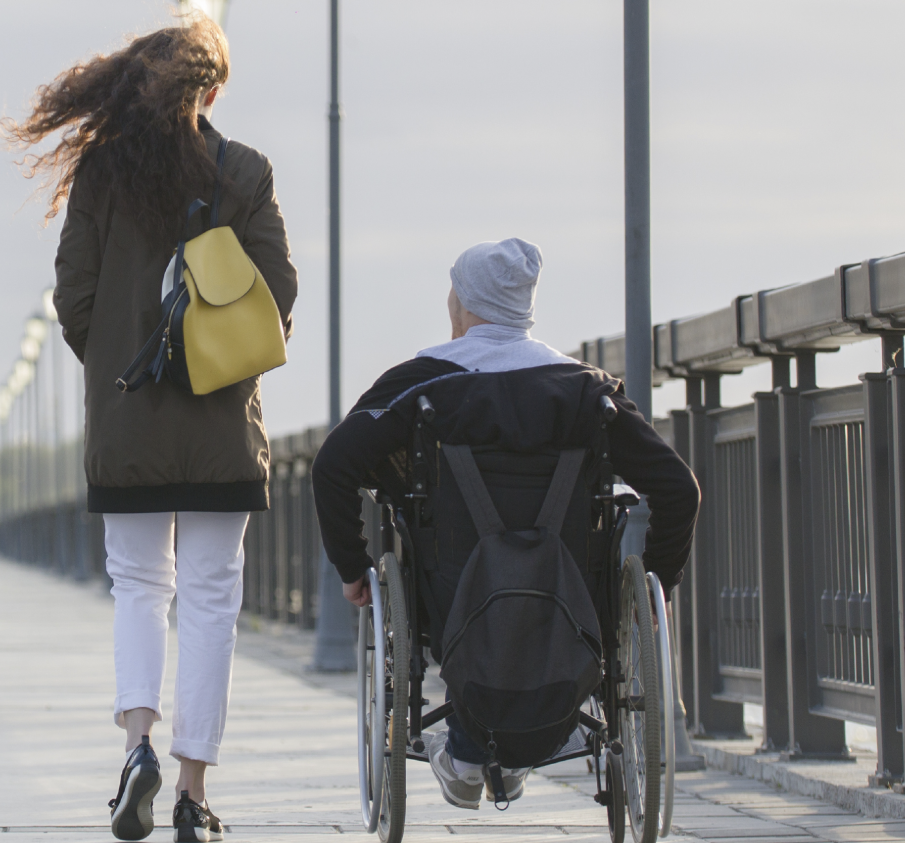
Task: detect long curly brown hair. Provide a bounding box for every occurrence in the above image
[1,16,229,241]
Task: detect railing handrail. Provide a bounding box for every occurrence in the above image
[573,253,905,379]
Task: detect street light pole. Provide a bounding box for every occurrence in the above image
[623,0,652,424]
[328,0,341,430]
[622,1,704,771]
[177,0,231,28]
[621,0,652,561]
[313,0,356,671]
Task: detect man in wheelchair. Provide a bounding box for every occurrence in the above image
[312,238,699,813]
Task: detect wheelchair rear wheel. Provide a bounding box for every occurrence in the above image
[618,555,660,843]
[357,553,410,843]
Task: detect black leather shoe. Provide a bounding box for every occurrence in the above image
[108,735,162,841]
[173,790,224,842]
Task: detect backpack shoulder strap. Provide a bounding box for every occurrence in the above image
[210,137,229,228]
[443,444,506,538]
[534,449,587,536]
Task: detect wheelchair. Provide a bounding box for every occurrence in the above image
[356,393,676,843]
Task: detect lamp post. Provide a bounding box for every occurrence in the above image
[623,0,652,424]
[621,0,654,571]
[313,0,356,672]
[621,0,704,772]
[43,289,65,572]
[177,0,231,28]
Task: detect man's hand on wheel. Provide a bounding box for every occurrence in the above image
[342,575,372,607]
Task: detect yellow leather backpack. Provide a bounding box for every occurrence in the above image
[117,138,286,395]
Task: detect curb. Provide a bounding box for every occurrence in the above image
[691,740,905,820]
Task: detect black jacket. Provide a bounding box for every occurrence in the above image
[55,116,298,513]
[312,357,700,596]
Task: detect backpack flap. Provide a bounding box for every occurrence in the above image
[182,227,256,306]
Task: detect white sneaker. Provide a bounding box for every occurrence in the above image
[428,731,484,810]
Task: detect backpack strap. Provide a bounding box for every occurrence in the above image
[115,199,209,393]
[443,445,506,538]
[115,312,169,392]
[534,449,587,536]
[115,141,228,395]
[210,137,229,228]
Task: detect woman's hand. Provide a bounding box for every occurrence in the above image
[342,574,372,607]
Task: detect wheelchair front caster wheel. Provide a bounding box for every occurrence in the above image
[606,750,626,843]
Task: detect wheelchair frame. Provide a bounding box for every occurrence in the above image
[356,394,675,843]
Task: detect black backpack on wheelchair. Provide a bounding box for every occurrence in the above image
[438,444,603,769]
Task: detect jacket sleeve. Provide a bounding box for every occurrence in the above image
[310,358,465,583]
[312,410,412,583]
[54,176,101,363]
[607,390,701,598]
[242,159,298,339]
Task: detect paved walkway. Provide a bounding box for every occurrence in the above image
[2,558,905,842]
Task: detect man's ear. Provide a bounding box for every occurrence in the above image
[203,87,219,107]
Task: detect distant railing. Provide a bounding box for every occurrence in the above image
[242,428,326,629]
[6,251,905,786]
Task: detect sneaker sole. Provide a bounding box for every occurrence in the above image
[439,788,481,810]
[111,763,162,841]
[173,827,224,843]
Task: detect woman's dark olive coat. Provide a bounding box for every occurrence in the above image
[54,118,298,513]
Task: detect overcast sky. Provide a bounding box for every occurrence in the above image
[2,1,904,435]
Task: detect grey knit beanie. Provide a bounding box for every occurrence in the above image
[450,238,543,330]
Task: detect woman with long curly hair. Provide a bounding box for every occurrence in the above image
[3,16,298,842]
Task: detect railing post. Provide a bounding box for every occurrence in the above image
[777,377,847,758]
[669,406,695,727]
[871,370,905,792]
[666,404,706,770]
[274,461,290,624]
[753,389,789,751]
[689,372,746,737]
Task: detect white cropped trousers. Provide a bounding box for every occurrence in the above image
[104,511,249,765]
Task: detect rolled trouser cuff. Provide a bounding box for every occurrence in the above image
[113,693,163,729]
[170,738,220,766]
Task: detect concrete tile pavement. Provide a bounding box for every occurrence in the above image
[2,556,900,842]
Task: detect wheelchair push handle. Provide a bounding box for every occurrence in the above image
[417,395,436,423]
[599,393,617,422]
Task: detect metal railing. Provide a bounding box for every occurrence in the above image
[242,428,326,628]
[7,250,905,785]
[712,408,761,691]
[569,252,905,783]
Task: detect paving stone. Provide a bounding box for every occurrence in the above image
[671,821,813,835]
[778,815,905,828]
[672,805,746,817]
[818,822,905,842]
[742,806,854,818]
[700,838,827,843]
